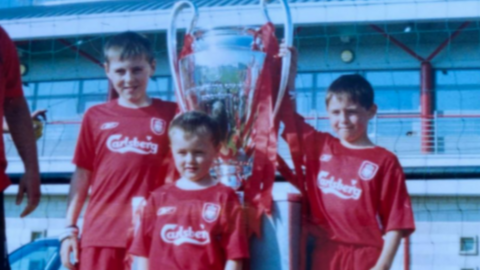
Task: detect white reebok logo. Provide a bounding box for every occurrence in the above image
[106,134,158,154]
[160,224,210,246]
[157,207,176,216]
[101,122,118,130]
[320,154,332,162]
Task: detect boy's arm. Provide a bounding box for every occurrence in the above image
[60,167,91,269]
[4,96,41,217]
[65,167,91,226]
[370,230,402,270]
[224,259,242,270]
[134,256,149,270]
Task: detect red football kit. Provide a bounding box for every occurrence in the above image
[283,115,415,270]
[0,27,24,192]
[129,183,249,270]
[73,98,176,269]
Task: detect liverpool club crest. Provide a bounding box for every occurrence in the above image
[151,118,166,135]
[358,161,379,181]
[202,203,221,223]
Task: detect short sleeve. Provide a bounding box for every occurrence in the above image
[129,196,156,257]
[379,157,415,236]
[221,191,249,260]
[72,110,96,171]
[1,27,23,98]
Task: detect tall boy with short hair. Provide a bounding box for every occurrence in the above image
[60,31,177,270]
[129,111,249,270]
[283,70,415,269]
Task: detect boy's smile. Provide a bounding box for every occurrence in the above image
[105,50,156,107]
[327,94,377,147]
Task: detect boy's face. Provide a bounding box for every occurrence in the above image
[170,128,218,182]
[327,94,377,144]
[104,50,155,105]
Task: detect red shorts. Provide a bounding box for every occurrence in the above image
[79,247,131,270]
[311,241,381,270]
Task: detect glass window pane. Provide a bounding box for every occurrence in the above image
[26,99,34,112]
[22,83,35,97]
[36,98,79,120]
[436,69,480,85]
[436,69,480,113]
[83,79,108,94]
[149,77,169,92]
[316,72,353,88]
[366,71,420,87]
[84,98,105,112]
[366,71,420,112]
[295,91,313,116]
[295,73,314,89]
[37,81,79,96]
[375,88,419,112]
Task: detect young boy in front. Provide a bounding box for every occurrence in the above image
[60,31,177,270]
[129,111,249,270]
[283,72,415,270]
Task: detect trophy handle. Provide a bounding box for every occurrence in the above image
[167,1,199,112]
[260,0,293,118]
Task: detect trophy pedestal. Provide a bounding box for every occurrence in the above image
[249,183,302,270]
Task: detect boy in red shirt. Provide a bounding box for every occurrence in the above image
[129,111,249,270]
[60,31,177,270]
[282,64,415,269]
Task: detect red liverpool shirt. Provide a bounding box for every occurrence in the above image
[0,27,24,192]
[73,98,177,248]
[285,114,415,248]
[129,183,249,270]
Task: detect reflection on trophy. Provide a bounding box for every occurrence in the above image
[168,0,293,191]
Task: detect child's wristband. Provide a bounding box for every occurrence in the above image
[58,225,79,243]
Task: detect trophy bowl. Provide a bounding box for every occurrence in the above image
[178,27,266,189]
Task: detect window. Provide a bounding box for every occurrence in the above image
[436,69,480,114]
[296,70,420,116]
[30,231,46,242]
[460,236,478,255]
[147,77,173,101]
[365,70,420,113]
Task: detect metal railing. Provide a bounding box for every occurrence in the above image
[4,112,480,160]
[280,111,480,157]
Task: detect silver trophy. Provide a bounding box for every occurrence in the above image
[168,0,293,190]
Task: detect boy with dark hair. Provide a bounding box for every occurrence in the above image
[129,111,249,270]
[60,31,177,270]
[282,60,415,269]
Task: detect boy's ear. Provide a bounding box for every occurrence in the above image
[368,104,378,119]
[149,59,157,76]
[104,62,110,74]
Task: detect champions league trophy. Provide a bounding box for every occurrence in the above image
[168,0,293,191]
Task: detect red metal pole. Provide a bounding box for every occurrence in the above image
[58,39,103,68]
[421,62,434,153]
